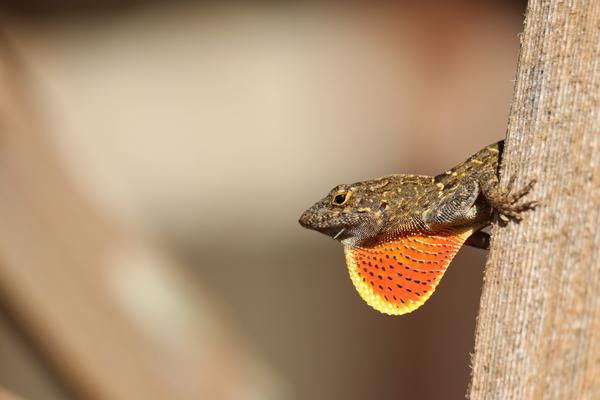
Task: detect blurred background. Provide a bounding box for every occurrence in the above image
[0,2,526,399]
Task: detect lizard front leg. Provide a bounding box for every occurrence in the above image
[479,172,538,223]
[420,180,492,250]
[422,178,481,229]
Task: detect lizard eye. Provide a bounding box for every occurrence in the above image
[332,192,348,206]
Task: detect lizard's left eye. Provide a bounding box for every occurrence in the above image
[332,192,348,206]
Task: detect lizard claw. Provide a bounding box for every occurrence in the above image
[487,177,538,224]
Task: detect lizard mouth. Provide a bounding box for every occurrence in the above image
[298,211,354,241]
[316,225,350,240]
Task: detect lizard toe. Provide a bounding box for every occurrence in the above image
[488,177,538,222]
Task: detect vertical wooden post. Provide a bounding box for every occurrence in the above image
[469,1,599,399]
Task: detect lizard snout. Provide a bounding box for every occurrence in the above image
[298,210,313,228]
[298,208,330,231]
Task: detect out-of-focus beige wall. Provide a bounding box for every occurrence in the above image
[2,2,524,399]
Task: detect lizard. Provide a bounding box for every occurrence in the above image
[298,140,537,316]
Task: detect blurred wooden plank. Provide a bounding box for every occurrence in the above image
[0,37,280,400]
[0,308,70,400]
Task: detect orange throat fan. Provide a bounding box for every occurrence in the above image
[344,228,474,315]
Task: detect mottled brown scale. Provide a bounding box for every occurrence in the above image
[299,140,537,315]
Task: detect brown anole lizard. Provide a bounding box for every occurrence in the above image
[299,140,536,315]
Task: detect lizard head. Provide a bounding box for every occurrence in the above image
[298,178,393,246]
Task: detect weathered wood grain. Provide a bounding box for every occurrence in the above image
[469,1,600,399]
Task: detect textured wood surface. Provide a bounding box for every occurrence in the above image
[469,0,599,399]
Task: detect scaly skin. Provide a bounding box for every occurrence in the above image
[299,140,537,315]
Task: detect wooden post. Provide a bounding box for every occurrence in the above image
[469,1,599,399]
